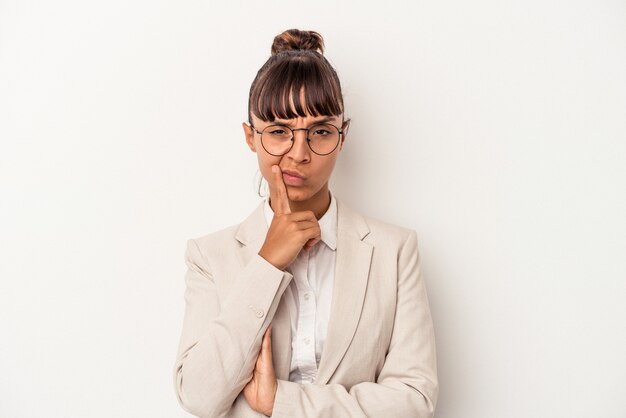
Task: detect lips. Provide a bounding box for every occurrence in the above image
[282,169,306,187]
[282,169,305,179]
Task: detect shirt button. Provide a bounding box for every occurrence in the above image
[255,310,264,318]
[304,337,310,345]
[304,293,310,301]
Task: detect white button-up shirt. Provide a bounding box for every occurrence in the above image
[263,190,337,384]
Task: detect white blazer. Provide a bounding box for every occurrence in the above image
[173,196,438,417]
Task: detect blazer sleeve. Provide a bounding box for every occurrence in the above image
[270,230,438,418]
[173,238,294,418]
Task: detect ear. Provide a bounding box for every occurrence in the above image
[339,119,350,150]
[242,122,256,152]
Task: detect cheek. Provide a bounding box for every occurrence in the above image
[317,157,338,177]
[301,157,338,189]
[256,152,281,181]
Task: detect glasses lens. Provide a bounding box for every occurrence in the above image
[261,125,293,155]
[308,124,340,155]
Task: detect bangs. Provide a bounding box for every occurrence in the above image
[250,56,343,123]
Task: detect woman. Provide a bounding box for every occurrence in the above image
[173,29,438,417]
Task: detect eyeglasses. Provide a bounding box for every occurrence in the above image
[250,120,349,156]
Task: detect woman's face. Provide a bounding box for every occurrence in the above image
[243,110,349,205]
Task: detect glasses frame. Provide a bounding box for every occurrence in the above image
[249,119,350,156]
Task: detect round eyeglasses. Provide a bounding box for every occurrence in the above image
[250,121,347,156]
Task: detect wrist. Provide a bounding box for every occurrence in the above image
[258,250,285,271]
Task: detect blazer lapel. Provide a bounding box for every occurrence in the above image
[271,287,294,381]
[315,199,372,384]
[234,201,293,381]
[233,197,373,385]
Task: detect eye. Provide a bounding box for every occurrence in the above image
[269,129,286,135]
[313,129,331,136]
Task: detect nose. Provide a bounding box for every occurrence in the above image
[284,129,311,162]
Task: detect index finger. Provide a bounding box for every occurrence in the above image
[269,165,291,215]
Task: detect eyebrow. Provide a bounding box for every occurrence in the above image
[272,117,336,127]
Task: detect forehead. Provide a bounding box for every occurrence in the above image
[253,110,343,127]
[270,114,342,127]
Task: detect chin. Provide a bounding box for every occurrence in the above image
[285,186,313,201]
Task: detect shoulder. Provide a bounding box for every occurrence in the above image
[364,214,418,258]
[193,223,240,242]
[181,223,243,274]
[365,213,415,241]
[186,223,240,256]
[338,199,417,248]
[185,200,266,256]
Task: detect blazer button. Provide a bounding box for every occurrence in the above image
[255,309,264,318]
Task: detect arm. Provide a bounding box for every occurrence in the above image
[270,230,438,417]
[173,238,293,418]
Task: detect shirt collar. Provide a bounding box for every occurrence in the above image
[262,190,338,251]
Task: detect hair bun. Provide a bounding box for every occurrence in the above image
[271,29,325,55]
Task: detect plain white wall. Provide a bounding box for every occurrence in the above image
[1,0,625,417]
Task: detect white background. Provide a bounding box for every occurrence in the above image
[1,1,625,417]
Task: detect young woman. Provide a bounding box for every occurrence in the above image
[173,29,438,418]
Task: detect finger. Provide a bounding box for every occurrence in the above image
[302,224,321,243]
[262,324,273,351]
[302,222,322,250]
[291,220,318,230]
[261,325,273,366]
[304,237,321,251]
[269,165,291,215]
[262,327,274,372]
[285,210,318,222]
[255,352,263,369]
[246,374,253,383]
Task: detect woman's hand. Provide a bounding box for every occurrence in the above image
[243,324,277,416]
[258,165,321,270]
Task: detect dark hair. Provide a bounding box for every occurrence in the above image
[247,29,345,124]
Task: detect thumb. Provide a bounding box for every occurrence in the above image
[262,324,273,361]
